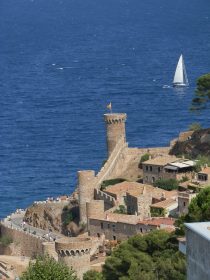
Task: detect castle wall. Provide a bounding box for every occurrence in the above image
[0,223,43,258]
[94,189,116,210]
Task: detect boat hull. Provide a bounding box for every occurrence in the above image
[173,83,188,87]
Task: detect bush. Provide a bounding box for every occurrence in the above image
[20,255,78,280]
[83,270,104,280]
[0,236,13,246]
[113,205,127,214]
[100,178,126,191]
[188,122,202,131]
[154,178,179,191]
[138,153,150,168]
[193,155,210,172]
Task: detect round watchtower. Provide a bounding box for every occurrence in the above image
[78,170,96,224]
[104,113,127,157]
[55,237,92,280]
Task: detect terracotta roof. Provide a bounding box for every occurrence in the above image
[199,167,210,175]
[105,181,146,196]
[142,156,178,166]
[127,185,177,200]
[138,217,175,226]
[151,198,177,209]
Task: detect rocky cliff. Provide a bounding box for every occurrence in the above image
[170,128,210,158]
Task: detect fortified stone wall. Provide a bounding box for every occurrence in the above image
[0,223,43,258]
[94,189,116,210]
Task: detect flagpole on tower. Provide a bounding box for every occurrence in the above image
[107,102,112,113]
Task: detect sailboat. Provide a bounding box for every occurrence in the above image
[172,54,189,87]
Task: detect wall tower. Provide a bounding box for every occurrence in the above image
[78,170,96,224]
[55,237,92,280]
[104,113,127,157]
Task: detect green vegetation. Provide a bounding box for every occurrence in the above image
[193,155,210,172]
[154,178,179,191]
[138,153,150,168]
[83,270,104,280]
[176,187,210,236]
[20,255,78,280]
[188,122,202,131]
[0,236,13,246]
[191,73,210,111]
[102,230,186,280]
[150,207,166,217]
[100,178,126,191]
[114,205,127,214]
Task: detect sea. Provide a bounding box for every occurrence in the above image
[0,0,210,219]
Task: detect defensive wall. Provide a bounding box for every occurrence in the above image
[94,189,116,210]
[0,223,43,258]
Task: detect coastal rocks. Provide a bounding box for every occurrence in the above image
[24,194,79,235]
[170,128,210,158]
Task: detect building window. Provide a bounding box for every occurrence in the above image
[140,228,143,233]
[158,167,161,173]
[152,177,155,183]
[146,166,148,171]
[183,202,186,207]
[112,224,116,232]
[107,224,110,229]
[150,166,152,171]
[101,222,103,229]
[113,236,116,240]
[97,233,100,238]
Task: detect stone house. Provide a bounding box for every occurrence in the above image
[178,190,197,215]
[142,156,195,184]
[197,167,210,184]
[150,198,178,217]
[88,212,175,241]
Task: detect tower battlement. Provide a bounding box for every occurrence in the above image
[104,113,127,157]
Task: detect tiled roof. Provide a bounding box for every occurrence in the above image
[105,181,146,196]
[151,198,177,209]
[139,217,175,226]
[142,156,178,166]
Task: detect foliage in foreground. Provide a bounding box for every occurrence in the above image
[176,186,210,235]
[191,73,210,111]
[20,255,78,280]
[84,230,186,280]
[83,270,104,280]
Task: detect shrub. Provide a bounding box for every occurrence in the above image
[100,178,126,191]
[113,205,126,214]
[0,236,13,246]
[20,255,78,280]
[154,178,179,191]
[188,122,202,131]
[138,153,150,168]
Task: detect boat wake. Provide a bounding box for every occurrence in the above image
[162,85,171,89]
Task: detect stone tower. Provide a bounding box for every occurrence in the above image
[104,113,127,157]
[55,237,92,280]
[78,170,96,224]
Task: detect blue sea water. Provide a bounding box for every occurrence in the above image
[0,0,210,218]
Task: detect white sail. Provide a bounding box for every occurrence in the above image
[173,54,189,86]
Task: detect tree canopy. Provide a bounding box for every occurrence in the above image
[20,255,78,280]
[191,73,210,111]
[84,230,186,280]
